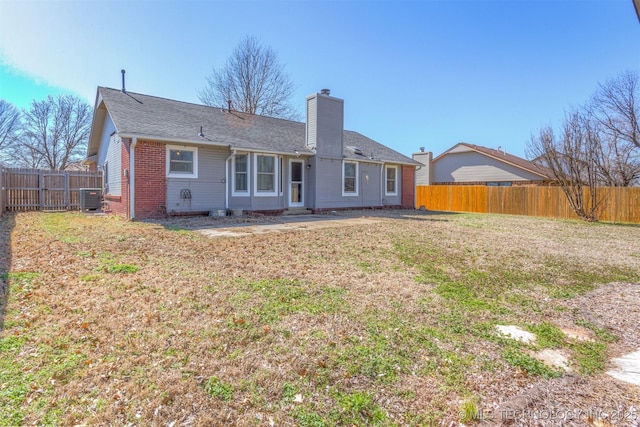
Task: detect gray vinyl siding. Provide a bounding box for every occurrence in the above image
[228,154,288,211]
[305,98,317,150]
[434,152,544,183]
[306,94,344,160]
[382,164,402,206]
[412,152,432,186]
[105,135,122,196]
[97,114,116,166]
[166,146,227,213]
[312,158,385,209]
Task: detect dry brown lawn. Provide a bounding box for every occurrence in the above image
[0,210,639,426]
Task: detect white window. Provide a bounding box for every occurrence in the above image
[385,165,398,195]
[254,153,278,196]
[342,161,358,196]
[167,145,198,178]
[232,154,249,196]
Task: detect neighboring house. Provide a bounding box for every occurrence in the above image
[64,161,89,172]
[84,87,419,219]
[413,142,552,186]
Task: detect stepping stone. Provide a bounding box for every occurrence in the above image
[533,348,570,371]
[607,348,640,386]
[496,325,537,344]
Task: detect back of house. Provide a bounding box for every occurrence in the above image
[85,87,419,219]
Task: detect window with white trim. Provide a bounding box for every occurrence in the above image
[385,165,398,195]
[343,161,358,195]
[167,145,198,178]
[254,154,278,196]
[233,154,249,195]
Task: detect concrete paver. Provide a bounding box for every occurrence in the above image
[194,215,383,238]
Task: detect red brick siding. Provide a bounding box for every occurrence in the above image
[401,166,415,209]
[105,138,130,217]
[134,140,166,219]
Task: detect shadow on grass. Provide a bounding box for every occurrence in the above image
[0,212,15,330]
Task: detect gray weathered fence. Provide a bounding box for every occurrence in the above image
[1,167,102,212]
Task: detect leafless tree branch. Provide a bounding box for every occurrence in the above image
[14,95,91,170]
[198,35,300,120]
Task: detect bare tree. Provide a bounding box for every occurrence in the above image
[16,95,91,170]
[528,110,602,221]
[593,130,639,187]
[0,100,21,159]
[590,70,639,149]
[199,35,299,120]
[586,70,640,186]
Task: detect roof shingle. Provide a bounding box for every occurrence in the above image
[97,87,418,165]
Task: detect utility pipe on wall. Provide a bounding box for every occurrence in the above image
[130,137,137,220]
[224,148,236,210]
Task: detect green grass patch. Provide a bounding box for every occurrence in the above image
[244,279,346,324]
[528,322,566,348]
[39,213,85,243]
[104,263,139,274]
[331,390,386,425]
[501,348,562,378]
[572,341,608,375]
[204,376,234,401]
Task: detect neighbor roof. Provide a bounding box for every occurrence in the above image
[87,87,419,165]
[433,142,552,179]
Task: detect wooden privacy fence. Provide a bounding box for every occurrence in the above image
[0,166,102,213]
[416,185,640,223]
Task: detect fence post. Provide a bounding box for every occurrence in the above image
[65,173,70,210]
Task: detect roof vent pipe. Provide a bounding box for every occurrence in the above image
[320,88,330,96]
[121,69,126,93]
[227,99,232,112]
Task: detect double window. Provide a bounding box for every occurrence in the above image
[167,145,198,178]
[385,165,398,195]
[343,161,358,196]
[232,153,280,196]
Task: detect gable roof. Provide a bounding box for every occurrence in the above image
[87,87,419,165]
[433,142,552,179]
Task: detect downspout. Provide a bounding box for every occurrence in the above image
[414,164,422,210]
[224,148,236,210]
[380,163,384,206]
[130,137,137,220]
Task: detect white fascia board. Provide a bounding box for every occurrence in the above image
[230,146,314,157]
[118,133,230,148]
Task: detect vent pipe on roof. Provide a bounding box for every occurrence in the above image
[198,126,205,138]
[121,69,126,93]
[227,99,232,112]
[320,88,330,96]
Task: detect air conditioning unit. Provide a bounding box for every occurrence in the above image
[79,188,102,212]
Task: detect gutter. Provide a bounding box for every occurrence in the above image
[118,133,230,148]
[130,137,137,220]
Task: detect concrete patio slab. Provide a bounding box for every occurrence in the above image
[194,215,383,238]
[607,348,640,386]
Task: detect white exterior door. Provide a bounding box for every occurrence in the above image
[289,159,304,207]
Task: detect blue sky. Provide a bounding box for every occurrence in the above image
[0,0,638,159]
